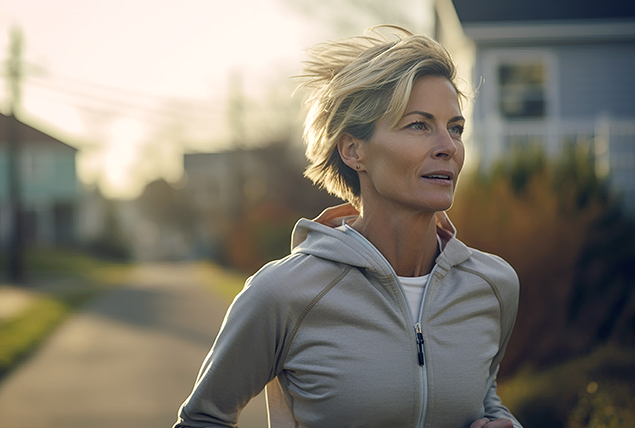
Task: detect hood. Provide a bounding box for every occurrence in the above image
[290,204,472,278]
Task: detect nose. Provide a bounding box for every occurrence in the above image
[431,130,459,159]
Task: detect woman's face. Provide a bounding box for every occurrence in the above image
[356,75,465,214]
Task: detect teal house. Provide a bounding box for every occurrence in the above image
[0,114,79,248]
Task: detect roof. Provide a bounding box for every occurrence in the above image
[0,114,77,151]
[452,0,635,23]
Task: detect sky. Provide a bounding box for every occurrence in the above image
[0,0,432,199]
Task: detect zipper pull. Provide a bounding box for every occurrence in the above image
[415,323,425,366]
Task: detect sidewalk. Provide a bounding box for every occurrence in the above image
[0,263,267,428]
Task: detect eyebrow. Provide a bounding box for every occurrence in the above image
[404,110,465,123]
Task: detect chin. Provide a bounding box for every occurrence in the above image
[423,195,455,212]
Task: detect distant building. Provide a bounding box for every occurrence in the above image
[436,0,635,211]
[182,142,338,263]
[0,115,80,248]
[183,143,304,260]
[83,142,324,263]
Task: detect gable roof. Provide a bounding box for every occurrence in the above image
[452,0,635,23]
[0,114,77,151]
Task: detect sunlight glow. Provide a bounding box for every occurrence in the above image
[99,118,146,199]
[23,96,84,136]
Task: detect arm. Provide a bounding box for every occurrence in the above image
[481,261,523,428]
[174,272,285,427]
[481,376,522,428]
[470,417,515,428]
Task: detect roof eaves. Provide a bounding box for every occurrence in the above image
[0,114,78,151]
[463,19,635,44]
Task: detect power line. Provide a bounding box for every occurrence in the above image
[29,72,223,110]
[33,71,218,107]
[0,61,228,124]
[25,77,224,122]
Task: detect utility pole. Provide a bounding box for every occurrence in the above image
[5,27,24,283]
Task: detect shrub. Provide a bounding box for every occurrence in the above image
[450,148,635,374]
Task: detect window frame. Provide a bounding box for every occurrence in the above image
[483,49,559,123]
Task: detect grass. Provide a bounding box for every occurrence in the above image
[23,247,132,285]
[498,344,635,428]
[0,295,68,374]
[0,248,133,378]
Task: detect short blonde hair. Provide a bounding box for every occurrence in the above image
[298,25,462,208]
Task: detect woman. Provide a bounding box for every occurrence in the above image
[174,26,522,428]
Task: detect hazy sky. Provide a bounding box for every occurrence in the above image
[0,0,431,198]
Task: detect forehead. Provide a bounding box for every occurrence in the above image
[405,76,461,115]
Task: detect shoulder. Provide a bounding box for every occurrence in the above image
[456,246,520,305]
[220,252,353,340]
[239,251,353,306]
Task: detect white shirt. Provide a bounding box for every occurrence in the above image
[343,224,440,320]
[398,274,429,320]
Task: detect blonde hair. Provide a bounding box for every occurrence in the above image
[298,25,462,208]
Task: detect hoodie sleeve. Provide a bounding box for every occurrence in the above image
[482,257,523,428]
[173,269,288,428]
[483,372,523,428]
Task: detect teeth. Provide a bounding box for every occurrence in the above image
[426,175,449,179]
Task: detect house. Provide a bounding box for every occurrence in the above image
[435,0,635,211]
[182,143,306,260]
[181,142,339,265]
[0,114,80,248]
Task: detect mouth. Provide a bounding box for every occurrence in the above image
[420,171,454,184]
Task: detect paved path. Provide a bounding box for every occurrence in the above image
[0,263,267,428]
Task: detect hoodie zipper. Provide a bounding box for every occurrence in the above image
[415,322,425,366]
[342,224,438,427]
[414,266,436,428]
[393,264,437,428]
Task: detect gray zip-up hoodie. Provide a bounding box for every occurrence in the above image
[175,212,522,428]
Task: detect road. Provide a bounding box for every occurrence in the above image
[0,263,267,428]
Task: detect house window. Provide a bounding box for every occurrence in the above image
[498,62,546,119]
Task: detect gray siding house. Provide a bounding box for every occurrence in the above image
[436,0,635,211]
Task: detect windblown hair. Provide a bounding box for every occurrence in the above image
[298,25,462,208]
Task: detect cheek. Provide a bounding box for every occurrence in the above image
[366,144,409,173]
[455,143,466,171]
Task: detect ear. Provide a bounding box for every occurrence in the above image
[337,133,365,171]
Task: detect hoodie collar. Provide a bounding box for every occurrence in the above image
[291,204,472,278]
[432,211,473,274]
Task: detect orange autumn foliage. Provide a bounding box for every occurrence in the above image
[449,149,635,376]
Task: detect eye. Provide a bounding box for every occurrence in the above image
[449,124,464,137]
[407,121,428,131]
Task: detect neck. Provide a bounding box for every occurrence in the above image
[350,205,439,277]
